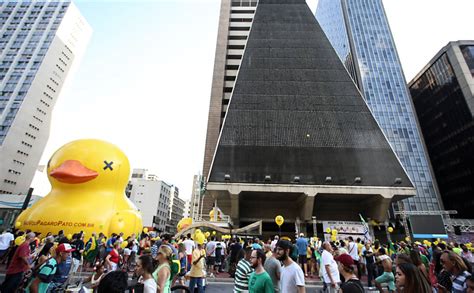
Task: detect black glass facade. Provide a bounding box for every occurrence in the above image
[409,53,474,218]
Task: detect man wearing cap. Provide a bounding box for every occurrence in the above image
[29,243,74,292]
[335,253,364,293]
[1,232,35,292]
[275,240,305,293]
[321,241,340,293]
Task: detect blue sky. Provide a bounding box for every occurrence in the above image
[33,0,474,200]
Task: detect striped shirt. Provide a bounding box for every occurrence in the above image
[234,258,253,293]
[452,270,471,293]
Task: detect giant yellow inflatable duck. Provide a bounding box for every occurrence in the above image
[16,139,142,237]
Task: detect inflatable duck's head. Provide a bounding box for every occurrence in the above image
[47,139,130,192]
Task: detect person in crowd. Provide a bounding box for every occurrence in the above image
[335,253,364,293]
[29,243,75,292]
[188,242,206,293]
[362,241,377,289]
[84,232,99,268]
[71,232,85,273]
[206,236,217,278]
[409,248,428,279]
[461,244,474,265]
[248,249,274,293]
[229,237,243,277]
[153,245,172,293]
[83,262,106,292]
[33,235,55,268]
[234,246,254,293]
[177,243,187,285]
[97,270,128,293]
[395,262,432,293]
[439,250,472,293]
[375,247,396,293]
[347,237,361,280]
[0,232,35,292]
[252,238,263,250]
[136,254,158,293]
[320,241,340,293]
[0,229,14,261]
[466,275,474,293]
[276,240,305,293]
[296,233,309,277]
[183,233,195,271]
[105,241,121,271]
[264,247,281,292]
[270,236,279,251]
[215,238,223,275]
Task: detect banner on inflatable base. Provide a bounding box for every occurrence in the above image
[322,221,366,242]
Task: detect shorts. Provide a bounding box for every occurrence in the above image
[206,256,215,266]
[376,271,395,291]
[298,255,307,264]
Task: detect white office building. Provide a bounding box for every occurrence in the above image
[128,169,171,232]
[0,1,92,195]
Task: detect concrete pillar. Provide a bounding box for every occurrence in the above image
[300,193,316,221]
[230,192,240,226]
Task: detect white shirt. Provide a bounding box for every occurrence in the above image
[271,239,278,251]
[206,241,217,257]
[143,278,157,293]
[321,250,341,284]
[280,261,305,293]
[348,242,359,261]
[220,241,227,255]
[0,232,14,250]
[183,239,195,255]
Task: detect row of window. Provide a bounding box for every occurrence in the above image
[3,179,16,185]
[7,169,21,175]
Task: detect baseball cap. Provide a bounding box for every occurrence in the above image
[276,240,292,251]
[56,243,75,253]
[335,253,354,267]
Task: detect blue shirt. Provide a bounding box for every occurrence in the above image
[296,238,308,255]
[252,243,263,250]
[52,256,72,284]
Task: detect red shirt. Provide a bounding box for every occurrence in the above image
[7,242,30,274]
[109,249,119,264]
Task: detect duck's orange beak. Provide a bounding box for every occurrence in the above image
[50,160,98,184]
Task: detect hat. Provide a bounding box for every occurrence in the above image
[335,253,354,267]
[56,243,75,253]
[299,233,304,237]
[276,240,292,251]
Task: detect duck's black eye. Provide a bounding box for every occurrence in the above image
[103,161,114,171]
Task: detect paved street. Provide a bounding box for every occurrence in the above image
[205,281,323,292]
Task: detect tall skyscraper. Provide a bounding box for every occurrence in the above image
[203,0,257,181]
[204,0,415,232]
[409,41,474,219]
[0,1,92,195]
[316,0,443,212]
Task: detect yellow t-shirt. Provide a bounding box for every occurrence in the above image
[188,248,205,278]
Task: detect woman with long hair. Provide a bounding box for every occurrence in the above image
[136,255,157,293]
[153,245,172,293]
[395,262,432,293]
[410,248,428,278]
[440,251,472,293]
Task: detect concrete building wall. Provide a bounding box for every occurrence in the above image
[0,1,92,195]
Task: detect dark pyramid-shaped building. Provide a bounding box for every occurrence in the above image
[205,0,415,229]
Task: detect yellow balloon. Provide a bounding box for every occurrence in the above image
[275,215,284,227]
[212,231,216,235]
[205,232,210,238]
[143,227,149,234]
[434,240,439,245]
[14,236,25,246]
[177,217,192,232]
[15,221,21,228]
[14,139,143,238]
[194,232,205,245]
[67,234,72,240]
[121,240,128,249]
[331,229,338,236]
[330,235,337,241]
[387,227,394,233]
[326,227,331,234]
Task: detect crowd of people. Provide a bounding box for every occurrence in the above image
[0,227,473,293]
